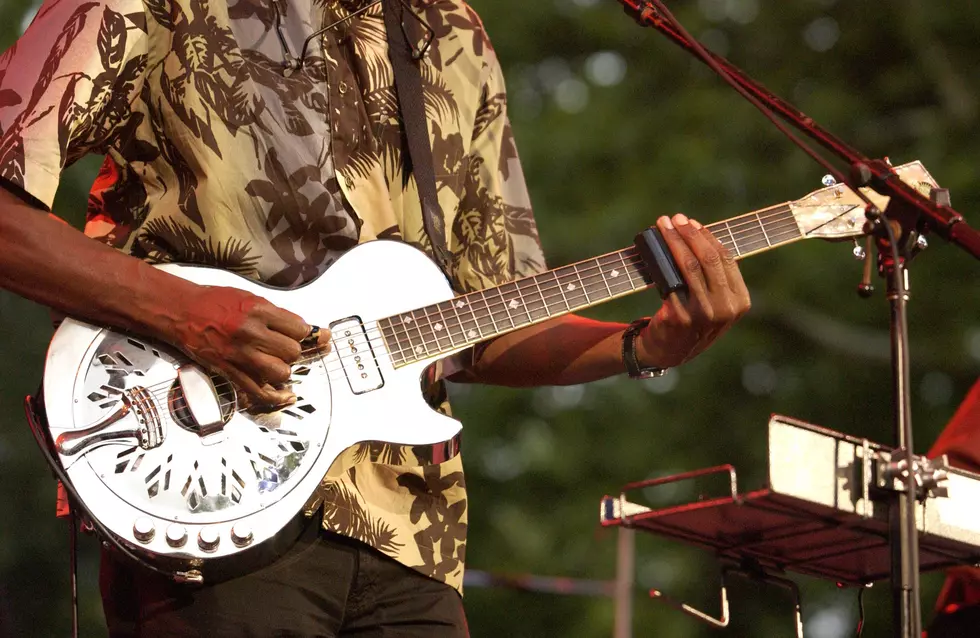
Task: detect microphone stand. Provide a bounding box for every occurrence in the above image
[613,2,980,637]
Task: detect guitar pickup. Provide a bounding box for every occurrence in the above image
[330,317,384,395]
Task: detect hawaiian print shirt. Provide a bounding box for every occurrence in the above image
[0,0,546,591]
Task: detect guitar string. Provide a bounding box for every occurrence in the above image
[376,207,801,360]
[112,207,808,413]
[141,252,656,415]
[146,255,652,410]
[129,210,803,411]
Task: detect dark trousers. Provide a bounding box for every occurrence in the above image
[100,517,468,637]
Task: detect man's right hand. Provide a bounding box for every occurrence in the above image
[0,189,332,409]
[169,285,330,408]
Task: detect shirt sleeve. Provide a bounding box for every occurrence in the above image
[453,45,547,293]
[0,0,149,209]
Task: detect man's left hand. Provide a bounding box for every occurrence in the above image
[637,213,751,369]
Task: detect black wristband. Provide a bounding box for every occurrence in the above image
[622,318,669,379]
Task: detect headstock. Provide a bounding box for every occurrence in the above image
[791,161,940,241]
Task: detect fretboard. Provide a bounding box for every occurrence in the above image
[379,203,802,367]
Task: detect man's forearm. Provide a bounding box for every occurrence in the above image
[455,314,632,387]
[0,187,199,343]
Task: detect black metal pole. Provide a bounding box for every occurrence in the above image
[877,229,922,638]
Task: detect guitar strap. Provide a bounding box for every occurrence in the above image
[381,0,453,274]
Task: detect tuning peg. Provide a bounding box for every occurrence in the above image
[852,239,866,261]
[822,174,837,187]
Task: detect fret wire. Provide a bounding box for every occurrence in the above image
[596,257,614,297]
[412,309,437,359]
[714,207,793,243]
[727,220,799,251]
[400,252,638,336]
[379,318,404,366]
[440,300,465,347]
[757,213,772,247]
[725,214,800,251]
[485,286,515,330]
[408,309,439,361]
[720,221,740,257]
[386,260,620,353]
[445,298,468,346]
[572,263,592,305]
[515,279,542,321]
[530,273,552,319]
[478,289,500,334]
[384,316,415,364]
[618,250,643,290]
[735,215,792,239]
[551,270,572,313]
[458,297,484,341]
[492,286,518,329]
[526,278,550,321]
[600,252,633,294]
[386,250,653,359]
[426,303,454,350]
[507,281,534,325]
[413,307,439,356]
[722,204,793,234]
[391,313,420,363]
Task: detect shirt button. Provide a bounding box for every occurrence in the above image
[338,81,348,95]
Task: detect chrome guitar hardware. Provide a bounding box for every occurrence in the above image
[39,163,938,582]
[56,386,163,457]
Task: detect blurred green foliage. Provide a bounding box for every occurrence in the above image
[1,0,978,636]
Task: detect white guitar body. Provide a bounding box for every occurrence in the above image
[42,240,464,580]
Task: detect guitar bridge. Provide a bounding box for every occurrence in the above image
[330,316,384,395]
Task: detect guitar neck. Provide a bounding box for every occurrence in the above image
[379,202,802,368]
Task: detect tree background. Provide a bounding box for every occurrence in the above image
[1,0,978,636]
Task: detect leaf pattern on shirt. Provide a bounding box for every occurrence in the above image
[0,2,98,185]
[397,465,467,581]
[352,442,410,466]
[156,0,253,155]
[322,476,403,555]
[137,217,261,276]
[245,147,361,286]
[63,8,148,165]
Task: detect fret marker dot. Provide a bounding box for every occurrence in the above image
[566,283,576,292]
[610,269,620,278]
[402,316,413,324]
[467,330,477,339]
[434,323,444,332]
[508,300,520,310]
[415,346,424,354]
[455,300,466,309]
